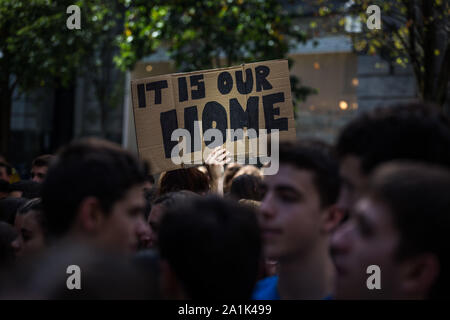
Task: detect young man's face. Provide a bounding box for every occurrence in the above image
[0,167,10,182]
[259,164,325,261]
[12,211,45,257]
[97,185,147,254]
[31,165,48,183]
[337,155,368,217]
[331,197,402,299]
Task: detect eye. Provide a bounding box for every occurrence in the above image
[278,192,299,203]
[356,218,373,237]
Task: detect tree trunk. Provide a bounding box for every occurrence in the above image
[0,85,12,157]
[51,83,75,152]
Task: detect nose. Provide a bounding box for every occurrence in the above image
[330,221,353,257]
[137,217,150,237]
[259,191,277,220]
[11,237,23,257]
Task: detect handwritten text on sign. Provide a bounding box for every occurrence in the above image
[131,59,296,174]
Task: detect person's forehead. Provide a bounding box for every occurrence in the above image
[118,185,145,206]
[355,197,397,233]
[149,204,164,222]
[22,212,39,227]
[265,164,315,190]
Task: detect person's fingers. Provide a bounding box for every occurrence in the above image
[215,146,226,156]
[212,146,226,159]
[217,151,229,161]
[206,146,221,162]
[207,147,220,161]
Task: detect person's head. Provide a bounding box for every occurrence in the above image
[0,162,12,183]
[8,181,41,199]
[147,191,198,249]
[12,242,160,299]
[0,198,28,225]
[31,155,54,183]
[259,140,340,262]
[335,103,450,218]
[41,138,148,254]
[158,167,210,196]
[0,221,17,269]
[223,163,243,194]
[332,162,450,299]
[12,198,46,257]
[233,165,262,180]
[158,196,261,299]
[0,180,10,200]
[230,174,263,201]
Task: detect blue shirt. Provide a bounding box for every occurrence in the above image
[252,276,334,300]
[252,276,280,300]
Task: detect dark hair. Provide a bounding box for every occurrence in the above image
[0,162,12,176]
[41,138,147,239]
[9,181,41,199]
[336,103,450,174]
[158,168,209,196]
[223,163,243,194]
[17,198,42,215]
[32,155,54,168]
[0,222,17,268]
[230,174,263,201]
[369,162,450,299]
[0,180,10,194]
[158,196,261,299]
[0,198,28,224]
[153,190,198,208]
[279,140,340,208]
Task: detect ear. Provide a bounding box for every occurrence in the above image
[76,197,106,234]
[320,204,345,233]
[399,253,440,299]
[160,259,186,299]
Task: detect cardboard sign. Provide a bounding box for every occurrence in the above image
[131,59,296,174]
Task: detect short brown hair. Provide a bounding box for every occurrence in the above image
[32,154,55,168]
[158,168,210,196]
[369,162,450,299]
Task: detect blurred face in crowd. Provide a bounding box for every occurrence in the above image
[90,185,147,254]
[136,193,151,249]
[0,166,10,182]
[337,155,368,217]
[331,196,408,299]
[147,203,165,248]
[12,211,45,257]
[259,164,327,261]
[31,165,48,183]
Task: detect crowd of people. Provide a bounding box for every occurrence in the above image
[0,102,450,300]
